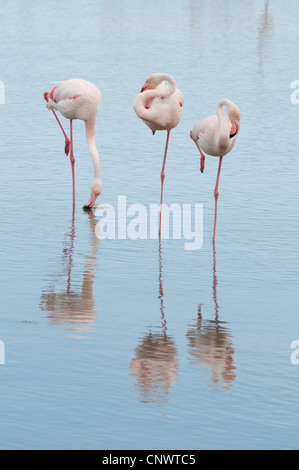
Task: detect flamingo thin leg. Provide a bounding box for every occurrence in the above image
[190,131,205,173]
[213,156,223,243]
[159,130,170,236]
[195,142,205,173]
[69,120,75,208]
[53,110,71,156]
[44,92,70,155]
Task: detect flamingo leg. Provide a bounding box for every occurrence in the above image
[213,156,223,243]
[159,130,170,236]
[44,92,70,155]
[195,142,205,173]
[69,120,75,208]
[189,131,205,173]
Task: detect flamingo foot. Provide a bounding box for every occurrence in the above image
[83,194,97,211]
[43,92,49,102]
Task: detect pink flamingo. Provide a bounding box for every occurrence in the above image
[133,73,183,234]
[190,99,241,242]
[44,79,102,210]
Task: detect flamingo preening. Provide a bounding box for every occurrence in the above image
[44,79,102,210]
[190,99,241,242]
[133,73,183,235]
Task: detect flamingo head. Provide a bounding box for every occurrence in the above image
[140,81,149,93]
[83,178,102,211]
[140,73,164,92]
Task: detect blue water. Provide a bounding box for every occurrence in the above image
[0,0,299,450]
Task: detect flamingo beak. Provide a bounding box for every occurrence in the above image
[83,194,97,211]
[140,82,149,93]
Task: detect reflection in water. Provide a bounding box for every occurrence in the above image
[258,0,274,39]
[257,0,274,74]
[130,332,178,404]
[186,245,236,391]
[130,241,178,404]
[158,241,167,335]
[40,211,99,334]
[188,0,203,31]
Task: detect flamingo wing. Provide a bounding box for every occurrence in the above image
[46,83,83,117]
[47,80,101,121]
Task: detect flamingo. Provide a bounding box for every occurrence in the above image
[190,99,241,242]
[133,73,183,235]
[44,78,102,210]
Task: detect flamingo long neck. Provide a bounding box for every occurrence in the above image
[155,73,177,98]
[134,74,176,120]
[216,99,231,149]
[146,73,177,101]
[85,118,101,180]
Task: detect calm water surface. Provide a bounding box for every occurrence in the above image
[0,0,299,450]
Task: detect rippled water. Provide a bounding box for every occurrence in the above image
[0,0,299,450]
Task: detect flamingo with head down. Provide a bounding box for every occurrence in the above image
[44,78,102,210]
[190,98,241,242]
[133,73,183,235]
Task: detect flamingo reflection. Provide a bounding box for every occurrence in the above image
[257,0,274,74]
[40,211,99,334]
[186,245,236,391]
[258,0,273,38]
[130,242,178,403]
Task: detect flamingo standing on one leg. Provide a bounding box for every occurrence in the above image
[133,73,183,235]
[190,99,241,242]
[44,78,102,210]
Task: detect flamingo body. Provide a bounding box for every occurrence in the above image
[46,79,101,121]
[190,99,241,241]
[44,79,102,209]
[133,74,183,133]
[190,99,240,157]
[190,115,238,157]
[133,73,183,234]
